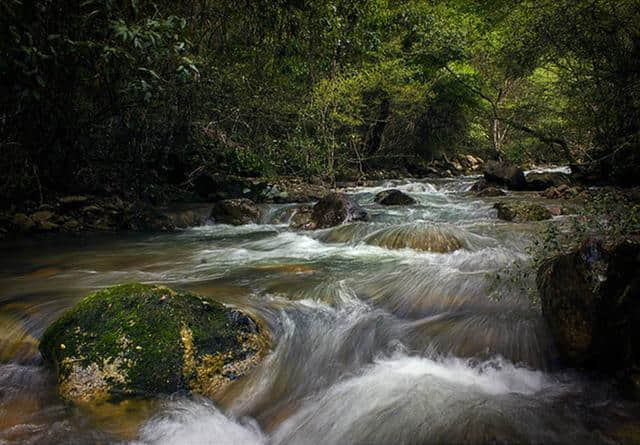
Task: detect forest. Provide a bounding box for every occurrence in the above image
[2,0,639,205]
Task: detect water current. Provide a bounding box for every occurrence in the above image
[1,173,638,444]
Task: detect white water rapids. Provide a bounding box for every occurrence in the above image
[0,174,638,444]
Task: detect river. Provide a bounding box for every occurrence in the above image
[1,174,638,444]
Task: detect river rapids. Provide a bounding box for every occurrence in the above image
[1,174,638,444]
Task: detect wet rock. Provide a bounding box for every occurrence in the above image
[288,205,314,230]
[311,193,368,229]
[374,189,416,206]
[210,198,261,225]
[469,178,490,192]
[537,239,640,373]
[475,187,505,197]
[364,223,464,253]
[525,172,572,191]
[493,202,552,222]
[39,284,270,404]
[484,161,527,190]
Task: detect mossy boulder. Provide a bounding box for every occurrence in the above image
[39,284,269,404]
[374,189,416,206]
[493,202,552,222]
[312,193,368,229]
[537,239,640,373]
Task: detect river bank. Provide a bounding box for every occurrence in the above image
[0,154,489,239]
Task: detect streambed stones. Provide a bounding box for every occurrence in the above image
[39,284,270,404]
[374,189,416,206]
[493,202,552,222]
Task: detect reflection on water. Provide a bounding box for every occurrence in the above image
[1,175,638,444]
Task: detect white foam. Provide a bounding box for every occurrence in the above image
[525,165,571,175]
[132,399,265,445]
[271,354,560,444]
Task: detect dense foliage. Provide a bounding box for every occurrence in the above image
[1,0,639,204]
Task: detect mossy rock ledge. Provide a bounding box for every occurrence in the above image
[39,284,270,404]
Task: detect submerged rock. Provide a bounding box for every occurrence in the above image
[364,223,464,253]
[210,198,260,225]
[39,284,270,404]
[484,161,527,190]
[267,179,329,203]
[374,189,416,206]
[493,202,552,222]
[537,239,640,375]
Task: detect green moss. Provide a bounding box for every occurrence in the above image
[39,283,269,403]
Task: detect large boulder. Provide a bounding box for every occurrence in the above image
[312,193,368,229]
[39,284,269,404]
[493,202,552,222]
[537,239,640,374]
[374,189,416,206]
[290,193,368,230]
[525,172,572,191]
[210,198,261,225]
[484,161,527,190]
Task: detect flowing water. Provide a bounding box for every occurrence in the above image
[1,175,638,444]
